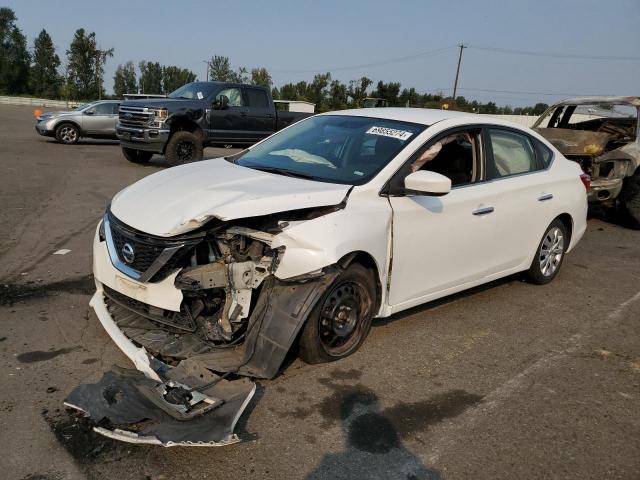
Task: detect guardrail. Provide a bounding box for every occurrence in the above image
[0,95,80,108]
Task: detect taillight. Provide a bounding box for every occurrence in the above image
[580,173,591,192]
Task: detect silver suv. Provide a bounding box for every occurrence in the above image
[35,100,120,144]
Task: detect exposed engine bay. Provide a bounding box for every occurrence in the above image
[66,204,344,446]
[533,97,640,205]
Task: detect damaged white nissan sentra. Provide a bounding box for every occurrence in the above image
[67,108,588,446]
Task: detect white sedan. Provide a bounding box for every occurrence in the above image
[68,108,588,446]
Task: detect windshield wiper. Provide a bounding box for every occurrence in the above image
[249,166,317,180]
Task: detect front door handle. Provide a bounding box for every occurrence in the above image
[538,193,554,201]
[472,206,494,216]
[239,112,248,117]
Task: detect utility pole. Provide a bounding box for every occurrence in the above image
[203,60,210,81]
[452,44,466,100]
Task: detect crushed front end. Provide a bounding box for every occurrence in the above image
[66,208,339,446]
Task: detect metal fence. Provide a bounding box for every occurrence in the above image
[0,95,79,108]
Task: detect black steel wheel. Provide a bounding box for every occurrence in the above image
[165,131,203,165]
[299,263,376,364]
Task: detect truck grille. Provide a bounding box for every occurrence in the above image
[118,106,153,128]
[106,212,200,283]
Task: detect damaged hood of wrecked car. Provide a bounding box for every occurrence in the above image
[110,158,352,237]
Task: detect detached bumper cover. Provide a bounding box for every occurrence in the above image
[65,365,255,447]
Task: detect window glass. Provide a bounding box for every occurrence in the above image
[534,138,553,167]
[218,88,243,107]
[488,129,538,179]
[111,103,120,114]
[245,88,269,108]
[233,115,425,185]
[90,103,115,115]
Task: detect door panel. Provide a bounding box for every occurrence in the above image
[83,103,116,135]
[243,87,275,140]
[209,87,247,142]
[388,184,499,306]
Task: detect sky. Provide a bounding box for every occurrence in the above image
[5,0,640,107]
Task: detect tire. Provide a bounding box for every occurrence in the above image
[525,219,568,285]
[617,173,640,230]
[165,131,203,165]
[299,264,376,364]
[55,123,79,144]
[122,147,153,164]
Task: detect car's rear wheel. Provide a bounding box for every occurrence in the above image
[617,173,640,229]
[165,131,203,165]
[55,123,79,144]
[122,147,153,164]
[299,263,376,364]
[526,219,567,285]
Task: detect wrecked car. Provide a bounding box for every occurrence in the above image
[67,109,588,446]
[533,96,640,227]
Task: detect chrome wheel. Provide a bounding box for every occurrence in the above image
[60,125,77,143]
[539,226,564,277]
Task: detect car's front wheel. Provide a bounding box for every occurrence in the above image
[122,147,153,164]
[526,219,568,285]
[299,263,376,364]
[55,123,79,144]
[165,131,203,165]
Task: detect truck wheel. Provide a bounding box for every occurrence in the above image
[618,173,640,229]
[165,131,203,164]
[122,147,153,164]
[299,264,376,364]
[55,123,79,144]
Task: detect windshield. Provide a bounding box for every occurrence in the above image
[168,82,216,100]
[233,115,425,185]
[75,102,94,111]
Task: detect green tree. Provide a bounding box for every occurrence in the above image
[208,55,249,83]
[162,65,196,93]
[0,8,30,94]
[328,79,348,110]
[250,67,272,88]
[66,28,113,99]
[533,103,549,115]
[138,60,162,94]
[113,61,137,97]
[30,29,60,98]
[347,76,372,106]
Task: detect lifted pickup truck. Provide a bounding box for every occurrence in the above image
[116,81,312,164]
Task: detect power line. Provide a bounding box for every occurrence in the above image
[269,46,457,73]
[469,45,640,61]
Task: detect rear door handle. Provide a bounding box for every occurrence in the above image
[538,193,553,201]
[472,206,494,216]
[266,113,274,118]
[239,112,248,117]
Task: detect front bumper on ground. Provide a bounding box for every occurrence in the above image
[116,125,169,153]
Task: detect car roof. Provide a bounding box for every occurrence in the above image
[319,107,534,131]
[322,107,477,126]
[551,96,640,107]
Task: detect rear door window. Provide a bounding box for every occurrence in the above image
[487,129,540,179]
[245,88,270,109]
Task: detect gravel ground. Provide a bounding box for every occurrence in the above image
[0,105,638,480]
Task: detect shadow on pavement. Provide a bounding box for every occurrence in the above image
[305,390,441,480]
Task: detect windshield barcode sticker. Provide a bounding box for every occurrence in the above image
[366,126,413,140]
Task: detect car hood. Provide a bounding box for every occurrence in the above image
[40,110,74,119]
[110,159,351,237]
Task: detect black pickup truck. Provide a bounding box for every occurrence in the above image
[116,81,312,164]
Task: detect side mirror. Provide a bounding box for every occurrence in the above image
[214,95,230,110]
[403,170,451,196]
[84,109,95,115]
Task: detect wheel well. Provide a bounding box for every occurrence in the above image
[338,251,383,314]
[556,213,573,246]
[55,120,81,132]
[169,118,203,139]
